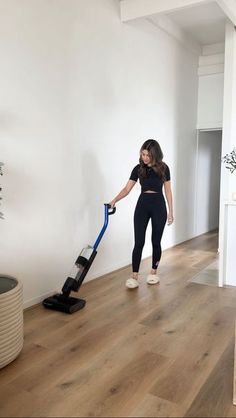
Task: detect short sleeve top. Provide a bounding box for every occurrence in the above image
[130,163,170,193]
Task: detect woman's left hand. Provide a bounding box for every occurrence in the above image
[167,214,174,225]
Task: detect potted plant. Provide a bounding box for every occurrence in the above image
[222,148,236,173]
[222,148,236,201]
[0,162,24,368]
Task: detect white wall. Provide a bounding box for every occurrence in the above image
[219,22,236,286]
[224,203,236,286]
[0,0,199,307]
[195,45,224,240]
[197,74,224,129]
[197,45,224,130]
[0,0,75,307]
[195,130,222,236]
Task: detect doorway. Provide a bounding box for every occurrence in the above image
[192,128,222,286]
[194,129,222,237]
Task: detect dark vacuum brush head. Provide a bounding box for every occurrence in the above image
[43,293,86,314]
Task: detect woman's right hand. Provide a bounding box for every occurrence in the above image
[167,213,174,225]
[109,199,116,208]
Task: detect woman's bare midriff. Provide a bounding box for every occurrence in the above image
[144,190,158,193]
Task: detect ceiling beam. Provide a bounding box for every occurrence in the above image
[216,0,236,26]
[120,0,212,22]
[148,14,202,55]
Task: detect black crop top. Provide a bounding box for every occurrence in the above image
[130,164,170,193]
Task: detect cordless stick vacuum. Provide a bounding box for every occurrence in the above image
[43,204,116,314]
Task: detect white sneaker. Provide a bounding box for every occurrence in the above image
[126,278,139,289]
[146,274,160,285]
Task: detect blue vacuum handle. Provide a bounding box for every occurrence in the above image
[108,204,116,215]
[93,204,116,250]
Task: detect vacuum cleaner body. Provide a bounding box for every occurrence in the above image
[43,204,115,314]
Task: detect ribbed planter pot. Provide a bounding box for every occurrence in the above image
[0,276,24,369]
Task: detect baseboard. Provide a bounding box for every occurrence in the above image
[23,289,60,310]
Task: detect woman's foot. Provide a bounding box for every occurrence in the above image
[146,274,160,285]
[126,278,139,288]
[146,270,160,285]
[126,273,139,289]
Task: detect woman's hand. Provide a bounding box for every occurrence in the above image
[167,213,174,225]
[109,199,116,209]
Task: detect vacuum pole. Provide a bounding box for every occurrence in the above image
[93,204,116,250]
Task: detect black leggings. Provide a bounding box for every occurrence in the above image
[132,193,167,272]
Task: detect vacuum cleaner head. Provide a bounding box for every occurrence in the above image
[43,293,86,314]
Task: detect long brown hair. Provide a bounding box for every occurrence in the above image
[138,139,167,181]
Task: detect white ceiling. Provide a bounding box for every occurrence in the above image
[165,2,227,45]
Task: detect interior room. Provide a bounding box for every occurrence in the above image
[1,0,236,417]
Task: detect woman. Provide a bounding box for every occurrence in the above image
[109,139,174,288]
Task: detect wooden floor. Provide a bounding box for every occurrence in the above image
[1,231,236,417]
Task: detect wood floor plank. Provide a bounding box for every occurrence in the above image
[31,351,170,418]
[130,393,184,417]
[0,383,39,417]
[9,298,164,397]
[185,338,235,417]
[0,342,50,386]
[146,286,221,359]
[149,306,236,410]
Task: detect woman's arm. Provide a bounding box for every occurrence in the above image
[109,180,136,208]
[163,181,174,225]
